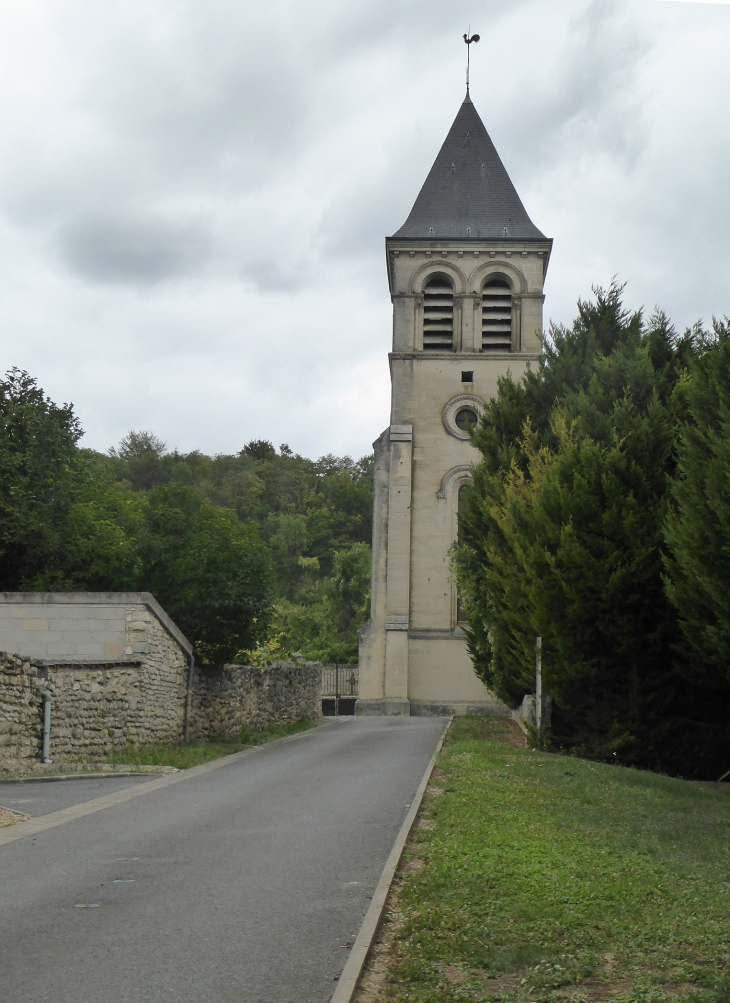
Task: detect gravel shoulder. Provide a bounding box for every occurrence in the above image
[0,806,30,828]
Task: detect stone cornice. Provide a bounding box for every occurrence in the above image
[390,352,540,362]
[385,236,553,288]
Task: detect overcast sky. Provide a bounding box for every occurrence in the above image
[1,0,728,459]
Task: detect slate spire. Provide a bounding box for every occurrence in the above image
[392,93,545,241]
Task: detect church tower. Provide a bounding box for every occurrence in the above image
[356,91,552,716]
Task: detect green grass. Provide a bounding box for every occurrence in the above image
[382,717,730,1003]
[105,718,316,770]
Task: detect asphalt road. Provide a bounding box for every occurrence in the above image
[0,775,156,817]
[0,716,446,1003]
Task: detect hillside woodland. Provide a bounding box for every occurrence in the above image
[0,370,372,665]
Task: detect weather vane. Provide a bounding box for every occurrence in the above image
[463,29,480,93]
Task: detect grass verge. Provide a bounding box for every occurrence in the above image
[105,718,317,770]
[367,716,730,1003]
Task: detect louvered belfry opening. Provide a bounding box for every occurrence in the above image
[481,278,513,352]
[422,275,454,351]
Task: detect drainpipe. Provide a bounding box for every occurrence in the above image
[184,652,195,743]
[40,690,53,764]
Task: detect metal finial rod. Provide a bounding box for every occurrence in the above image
[463,29,480,92]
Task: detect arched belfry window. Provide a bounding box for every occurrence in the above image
[481,278,513,352]
[422,275,454,351]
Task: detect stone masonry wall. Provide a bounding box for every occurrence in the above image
[189,660,323,741]
[0,653,42,762]
[0,607,188,768]
[0,652,322,770]
[43,612,188,760]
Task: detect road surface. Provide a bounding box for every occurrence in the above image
[0,716,446,1003]
[0,774,156,817]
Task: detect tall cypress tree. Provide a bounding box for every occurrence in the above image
[665,320,730,689]
[454,285,722,774]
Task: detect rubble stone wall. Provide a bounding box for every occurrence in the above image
[0,651,322,771]
[41,613,188,760]
[0,653,42,762]
[0,608,187,767]
[190,661,323,741]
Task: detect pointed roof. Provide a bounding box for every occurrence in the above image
[391,93,545,241]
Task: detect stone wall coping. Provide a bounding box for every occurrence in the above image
[34,659,144,669]
[218,661,322,670]
[0,592,193,657]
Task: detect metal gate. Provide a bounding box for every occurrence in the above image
[321,663,358,716]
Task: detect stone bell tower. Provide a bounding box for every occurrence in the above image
[356,90,552,716]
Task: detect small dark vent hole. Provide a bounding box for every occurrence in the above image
[462,371,474,383]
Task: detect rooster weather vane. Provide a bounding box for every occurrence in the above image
[463,31,480,92]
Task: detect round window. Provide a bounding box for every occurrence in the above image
[442,395,485,439]
[455,407,478,432]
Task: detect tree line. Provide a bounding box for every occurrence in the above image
[0,370,372,666]
[455,283,730,778]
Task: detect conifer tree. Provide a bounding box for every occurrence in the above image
[665,320,730,680]
[455,285,711,770]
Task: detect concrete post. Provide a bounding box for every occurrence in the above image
[535,636,543,739]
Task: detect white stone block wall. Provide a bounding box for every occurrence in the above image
[0,603,126,660]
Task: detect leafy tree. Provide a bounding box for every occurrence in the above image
[139,482,275,664]
[0,370,372,665]
[241,439,277,460]
[107,430,169,492]
[330,542,372,639]
[0,369,83,589]
[28,478,145,592]
[112,429,166,459]
[99,436,373,594]
[264,543,371,663]
[264,512,310,592]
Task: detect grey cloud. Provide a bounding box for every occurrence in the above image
[480,1,653,182]
[0,0,728,459]
[0,1,551,292]
[56,211,210,284]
